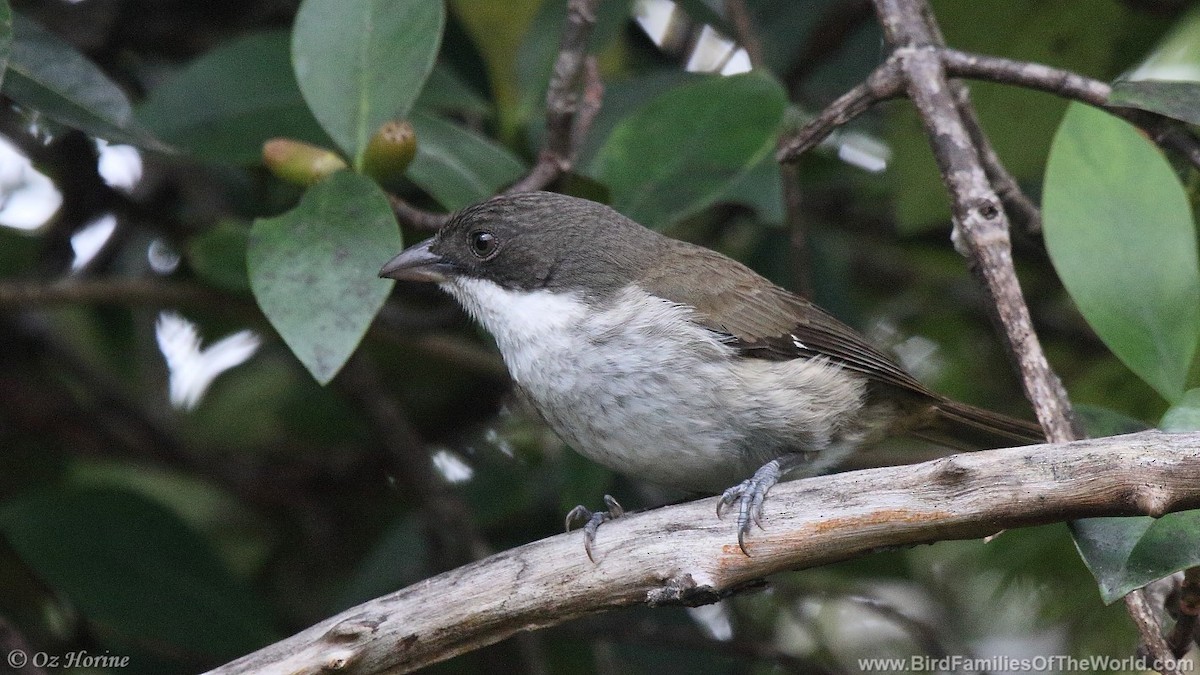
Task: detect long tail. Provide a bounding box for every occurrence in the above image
[912,398,1045,451]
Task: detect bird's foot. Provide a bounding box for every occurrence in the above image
[717,459,784,556]
[565,494,624,563]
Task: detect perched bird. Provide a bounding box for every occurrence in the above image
[380,192,1043,557]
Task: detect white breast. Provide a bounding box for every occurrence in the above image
[441,278,868,493]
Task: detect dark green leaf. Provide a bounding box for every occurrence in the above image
[292,0,444,164]
[187,221,251,293]
[415,63,492,117]
[1109,80,1200,127]
[588,71,787,229]
[3,14,164,149]
[0,487,277,658]
[1070,516,1154,604]
[137,31,333,164]
[407,110,525,210]
[1043,103,1200,402]
[1074,510,1200,604]
[248,171,401,384]
[1122,511,1200,590]
[0,1,11,91]
[574,69,705,168]
[1160,388,1200,431]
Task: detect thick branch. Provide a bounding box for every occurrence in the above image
[207,431,1200,675]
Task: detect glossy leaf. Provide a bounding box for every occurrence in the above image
[0,487,276,658]
[407,110,525,210]
[292,0,444,164]
[0,1,11,90]
[1070,517,1153,603]
[1122,511,1200,590]
[3,14,163,149]
[1109,80,1200,127]
[1160,388,1200,431]
[588,71,787,229]
[137,31,332,164]
[1043,103,1200,402]
[248,171,400,384]
[1073,510,1200,604]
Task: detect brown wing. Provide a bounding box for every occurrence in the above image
[641,242,935,397]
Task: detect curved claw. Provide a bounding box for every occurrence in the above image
[564,494,624,563]
[718,459,785,556]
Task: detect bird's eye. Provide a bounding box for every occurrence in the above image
[469,230,498,259]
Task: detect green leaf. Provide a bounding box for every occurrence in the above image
[407,110,526,210]
[1073,510,1200,604]
[415,63,492,117]
[1123,511,1200,589]
[1070,516,1154,603]
[187,221,251,293]
[0,1,12,91]
[137,31,333,164]
[588,71,787,229]
[1043,103,1200,402]
[1109,80,1200,127]
[1125,6,1200,83]
[248,171,400,384]
[0,487,277,658]
[1161,388,1200,431]
[3,14,163,149]
[292,0,444,165]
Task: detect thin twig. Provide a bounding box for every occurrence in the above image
[1126,589,1185,675]
[776,57,906,161]
[940,49,1200,171]
[393,0,604,224]
[723,0,765,67]
[505,0,603,194]
[0,278,234,310]
[388,194,449,231]
[939,49,1109,105]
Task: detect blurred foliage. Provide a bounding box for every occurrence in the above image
[1,0,1200,673]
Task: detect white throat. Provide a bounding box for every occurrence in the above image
[440,277,588,384]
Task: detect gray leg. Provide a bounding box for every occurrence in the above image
[565,494,624,563]
[717,455,807,555]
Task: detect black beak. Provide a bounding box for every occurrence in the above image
[379,239,453,283]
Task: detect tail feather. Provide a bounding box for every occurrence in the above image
[912,398,1045,451]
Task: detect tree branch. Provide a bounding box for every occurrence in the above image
[1126,589,1184,675]
[505,0,603,194]
[206,431,1200,675]
[871,0,1077,442]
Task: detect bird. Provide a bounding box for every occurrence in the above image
[380,191,1044,558]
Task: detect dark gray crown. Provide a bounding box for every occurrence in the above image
[428,192,669,296]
